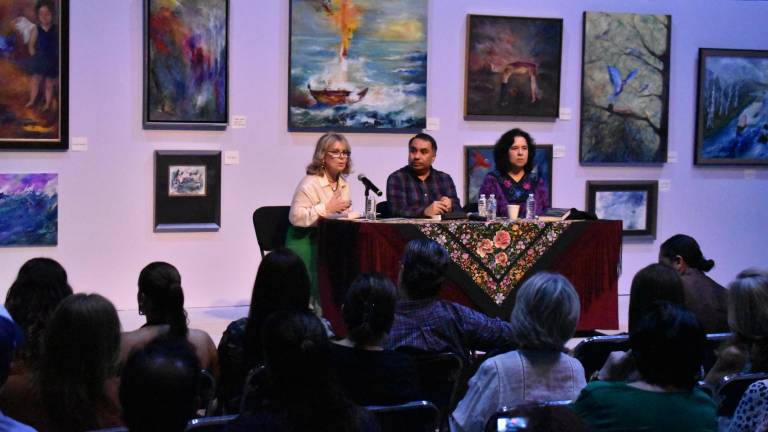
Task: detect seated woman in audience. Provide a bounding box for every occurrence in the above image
[728,374,768,432]
[450,272,586,432]
[0,257,73,423]
[329,273,422,406]
[121,262,219,379]
[573,303,716,431]
[40,293,124,431]
[659,233,728,333]
[228,310,376,432]
[705,268,768,385]
[218,248,312,413]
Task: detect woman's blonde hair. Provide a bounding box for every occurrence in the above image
[728,268,768,340]
[306,132,352,176]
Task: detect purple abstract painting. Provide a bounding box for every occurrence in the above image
[0,173,57,246]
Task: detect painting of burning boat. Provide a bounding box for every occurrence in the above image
[0,173,57,246]
[288,0,427,132]
[695,49,768,165]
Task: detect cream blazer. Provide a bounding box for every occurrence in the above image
[288,174,350,227]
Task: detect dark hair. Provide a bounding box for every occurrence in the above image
[342,273,397,347]
[628,264,685,334]
[40,293,121,432]
[630,303,705,390]
[120,337,201,432]
[36,0,54,14]
[400,239,450,299]
[243,248,311,367]
[0,315,22,387]
[5,257,73,366]
[660,234,715,272]
[409,133,437,151]
[138,262,189,339]
[494,128,537,175]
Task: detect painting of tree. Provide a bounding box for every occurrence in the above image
[579,12,671,164]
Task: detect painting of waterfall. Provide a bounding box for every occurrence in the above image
[695,49,768,165]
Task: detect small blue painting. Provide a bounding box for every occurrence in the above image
[587,180,657,238]
[0,173,57,246]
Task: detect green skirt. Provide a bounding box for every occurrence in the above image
[284,225,318,299]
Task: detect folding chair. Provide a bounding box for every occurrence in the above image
[572,334,630,380]
[186,415,237,432]
[715,372,768,418]
[252,206,291,257]
[366,400,440,432]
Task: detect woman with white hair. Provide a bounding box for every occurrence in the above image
[450,272,586,432]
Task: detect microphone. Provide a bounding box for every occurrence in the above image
[357,174,383,196]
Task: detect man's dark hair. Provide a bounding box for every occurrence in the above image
[660,234,715,272]
[400,239,449,299]
[409,133,437,151]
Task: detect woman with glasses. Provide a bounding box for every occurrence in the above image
[287,132,354,307]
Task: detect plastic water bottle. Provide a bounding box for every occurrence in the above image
[478,194,487,218]
[365,196,376,220]
[487,194,497,221]
[526,193,536,219]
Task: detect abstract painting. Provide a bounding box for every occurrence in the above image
[695,48,768,165]
[288,0,427,132]
[464,144,553,206]
[0,0,68,150]
[169,165,206,196]
[465,15,563,119]
[586,180,657,238]
[0,173,57,246]
[144,0,228,130]
[580,12,671,164]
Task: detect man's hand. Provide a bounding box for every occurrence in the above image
[438,196,453,212]
[423,200,449,217]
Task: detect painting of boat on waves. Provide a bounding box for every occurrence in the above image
[696,49,768,165]
[0,173,57,246]
[289,0,427,132]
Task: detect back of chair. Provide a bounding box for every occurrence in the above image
[186,415,237,432]
[401,351,464,421]
[252,206,291,257]
[715,372,768,417]
[572,334,630,380]
[366,400,439,432]
[239,365,268,414]
[199,369,217,416]
[376,201,392,218]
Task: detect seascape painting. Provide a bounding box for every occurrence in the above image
[587,181,657,238]
[0,173,57,246]
[144,0,228,129]
[169,165,206,196]
[580,12,670,164]
[464,145,552,206]
[288,0,427,132]
[0,0,67,150]
[465,15,563,119]
[696,49,768,165]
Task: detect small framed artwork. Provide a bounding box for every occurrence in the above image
[695,48,768,165]
[143,0,229,130]
[586,181,657,238]
[464,144,553,206]
[0,173,58,246]
[154,151,221,232]
[0,0,68,151]
[465,14,563,120]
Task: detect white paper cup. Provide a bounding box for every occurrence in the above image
[507,204,521,220]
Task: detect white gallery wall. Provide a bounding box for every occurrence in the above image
[1,0,767,330]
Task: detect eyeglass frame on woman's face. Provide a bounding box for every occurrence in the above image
[326,150,351,159]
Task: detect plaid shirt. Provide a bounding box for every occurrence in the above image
[386,165,461,217]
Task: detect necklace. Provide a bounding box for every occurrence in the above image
[327,174,339,192]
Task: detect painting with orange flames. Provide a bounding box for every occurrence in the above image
[289,0,427,132]
[0,0,67,150]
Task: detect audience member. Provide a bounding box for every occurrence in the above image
[330,273,422,406]
[120,262,219,379]
[573,303,716,431]
[228,310,377,432]
[451,273,585,432]
[706,268,768,385]
[217,248,312,413]
[659,234,728,333]
[120,336,201,432]
[0,307,35,432]
[384,239,515,362]
[728,376,768,432]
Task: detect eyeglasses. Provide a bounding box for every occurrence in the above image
[327,150,351,159]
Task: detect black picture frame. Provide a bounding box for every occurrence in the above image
[695,48,768,166]
[154,150,221,232]
[586,180,658,238]
[143,0,229,130]
[0,0,69,151]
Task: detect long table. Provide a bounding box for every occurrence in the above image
[317,218,621,334]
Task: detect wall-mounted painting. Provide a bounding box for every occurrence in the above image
[465,15,563,120]
[0,173,57,246]
[464,144,552,206]
[154,151,221,232]
[586,180,657,238]
[143,0,228,130]
[0,0,68,151]
[288,0,427,132]
[580,12,671,164]
[695,48,768,166]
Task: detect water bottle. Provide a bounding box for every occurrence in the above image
[487,194,497,221]
[478,194,487,218]
[365,195,376,220]
[526,193,536,219]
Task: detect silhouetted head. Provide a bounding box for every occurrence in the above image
[628,263,685,334]
[659,234,715,274]
[727,268,768,340]
[342,273,397,347]
[138,262,188,339]
[399,239,450,300]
